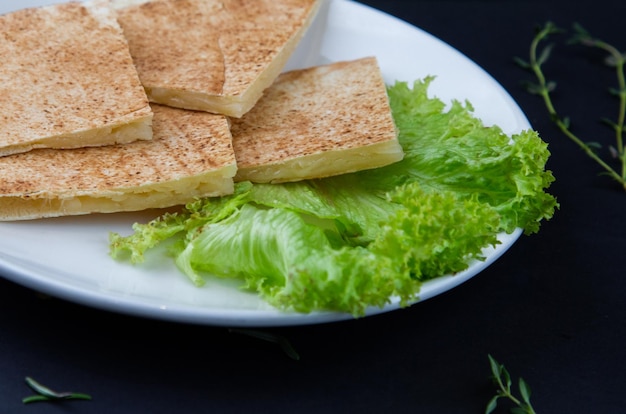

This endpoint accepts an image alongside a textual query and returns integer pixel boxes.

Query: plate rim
[0,0,530,327]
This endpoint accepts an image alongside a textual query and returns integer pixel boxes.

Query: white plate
[0,0,526,327]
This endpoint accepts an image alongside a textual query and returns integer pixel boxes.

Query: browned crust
[0,1,152,156]
[216,0,320,96]
[230,57,402,181]
[0,104,236,219]
[113,0,226,95]
[113,0,321,116]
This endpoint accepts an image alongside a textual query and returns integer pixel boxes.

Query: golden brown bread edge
[231,57,404,183]
[0,57,402,220]
[111,0,322,118]
[0,104,236,221]
[0,0,153,157]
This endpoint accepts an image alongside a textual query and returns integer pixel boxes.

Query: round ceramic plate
[0,0,526,327]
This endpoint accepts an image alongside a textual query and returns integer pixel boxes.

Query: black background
[2,0,626,413]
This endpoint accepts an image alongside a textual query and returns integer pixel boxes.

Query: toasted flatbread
[230,57,404,183]
[111,0,322,117]
[0,0,153,157]
[0,104,236,221]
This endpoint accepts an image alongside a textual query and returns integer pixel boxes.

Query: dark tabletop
[2,0,625,413]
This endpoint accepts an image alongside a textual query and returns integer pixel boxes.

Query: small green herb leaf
[514,56,531,69]
[486,356,537,414]
[228,328,300,360]
[502,367,512,390]
[485,395,500,414]
[22,396,53,404]
[537,43,555,66]
[519,377,532,404]
[22,377,92,404]
[488,354,501,377]
[601,117,618,130]
[604,54,620,67]
[587,143,601,155]
[523,81,545,95]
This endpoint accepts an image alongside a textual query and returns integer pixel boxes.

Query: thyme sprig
[515,21,626,190]
[22,377,92,404]
[486,355,537,414]
[228,328,301,360]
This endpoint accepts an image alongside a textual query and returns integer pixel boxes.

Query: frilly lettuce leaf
[110,77,558,316]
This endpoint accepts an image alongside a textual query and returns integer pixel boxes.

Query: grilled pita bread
[0,0,153,157]
[0,104,236,221]
[111,0,322,117]
[231,57,404,183]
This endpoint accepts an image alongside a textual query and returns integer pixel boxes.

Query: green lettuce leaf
[172,203,416,315]
[109,77,558,316]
